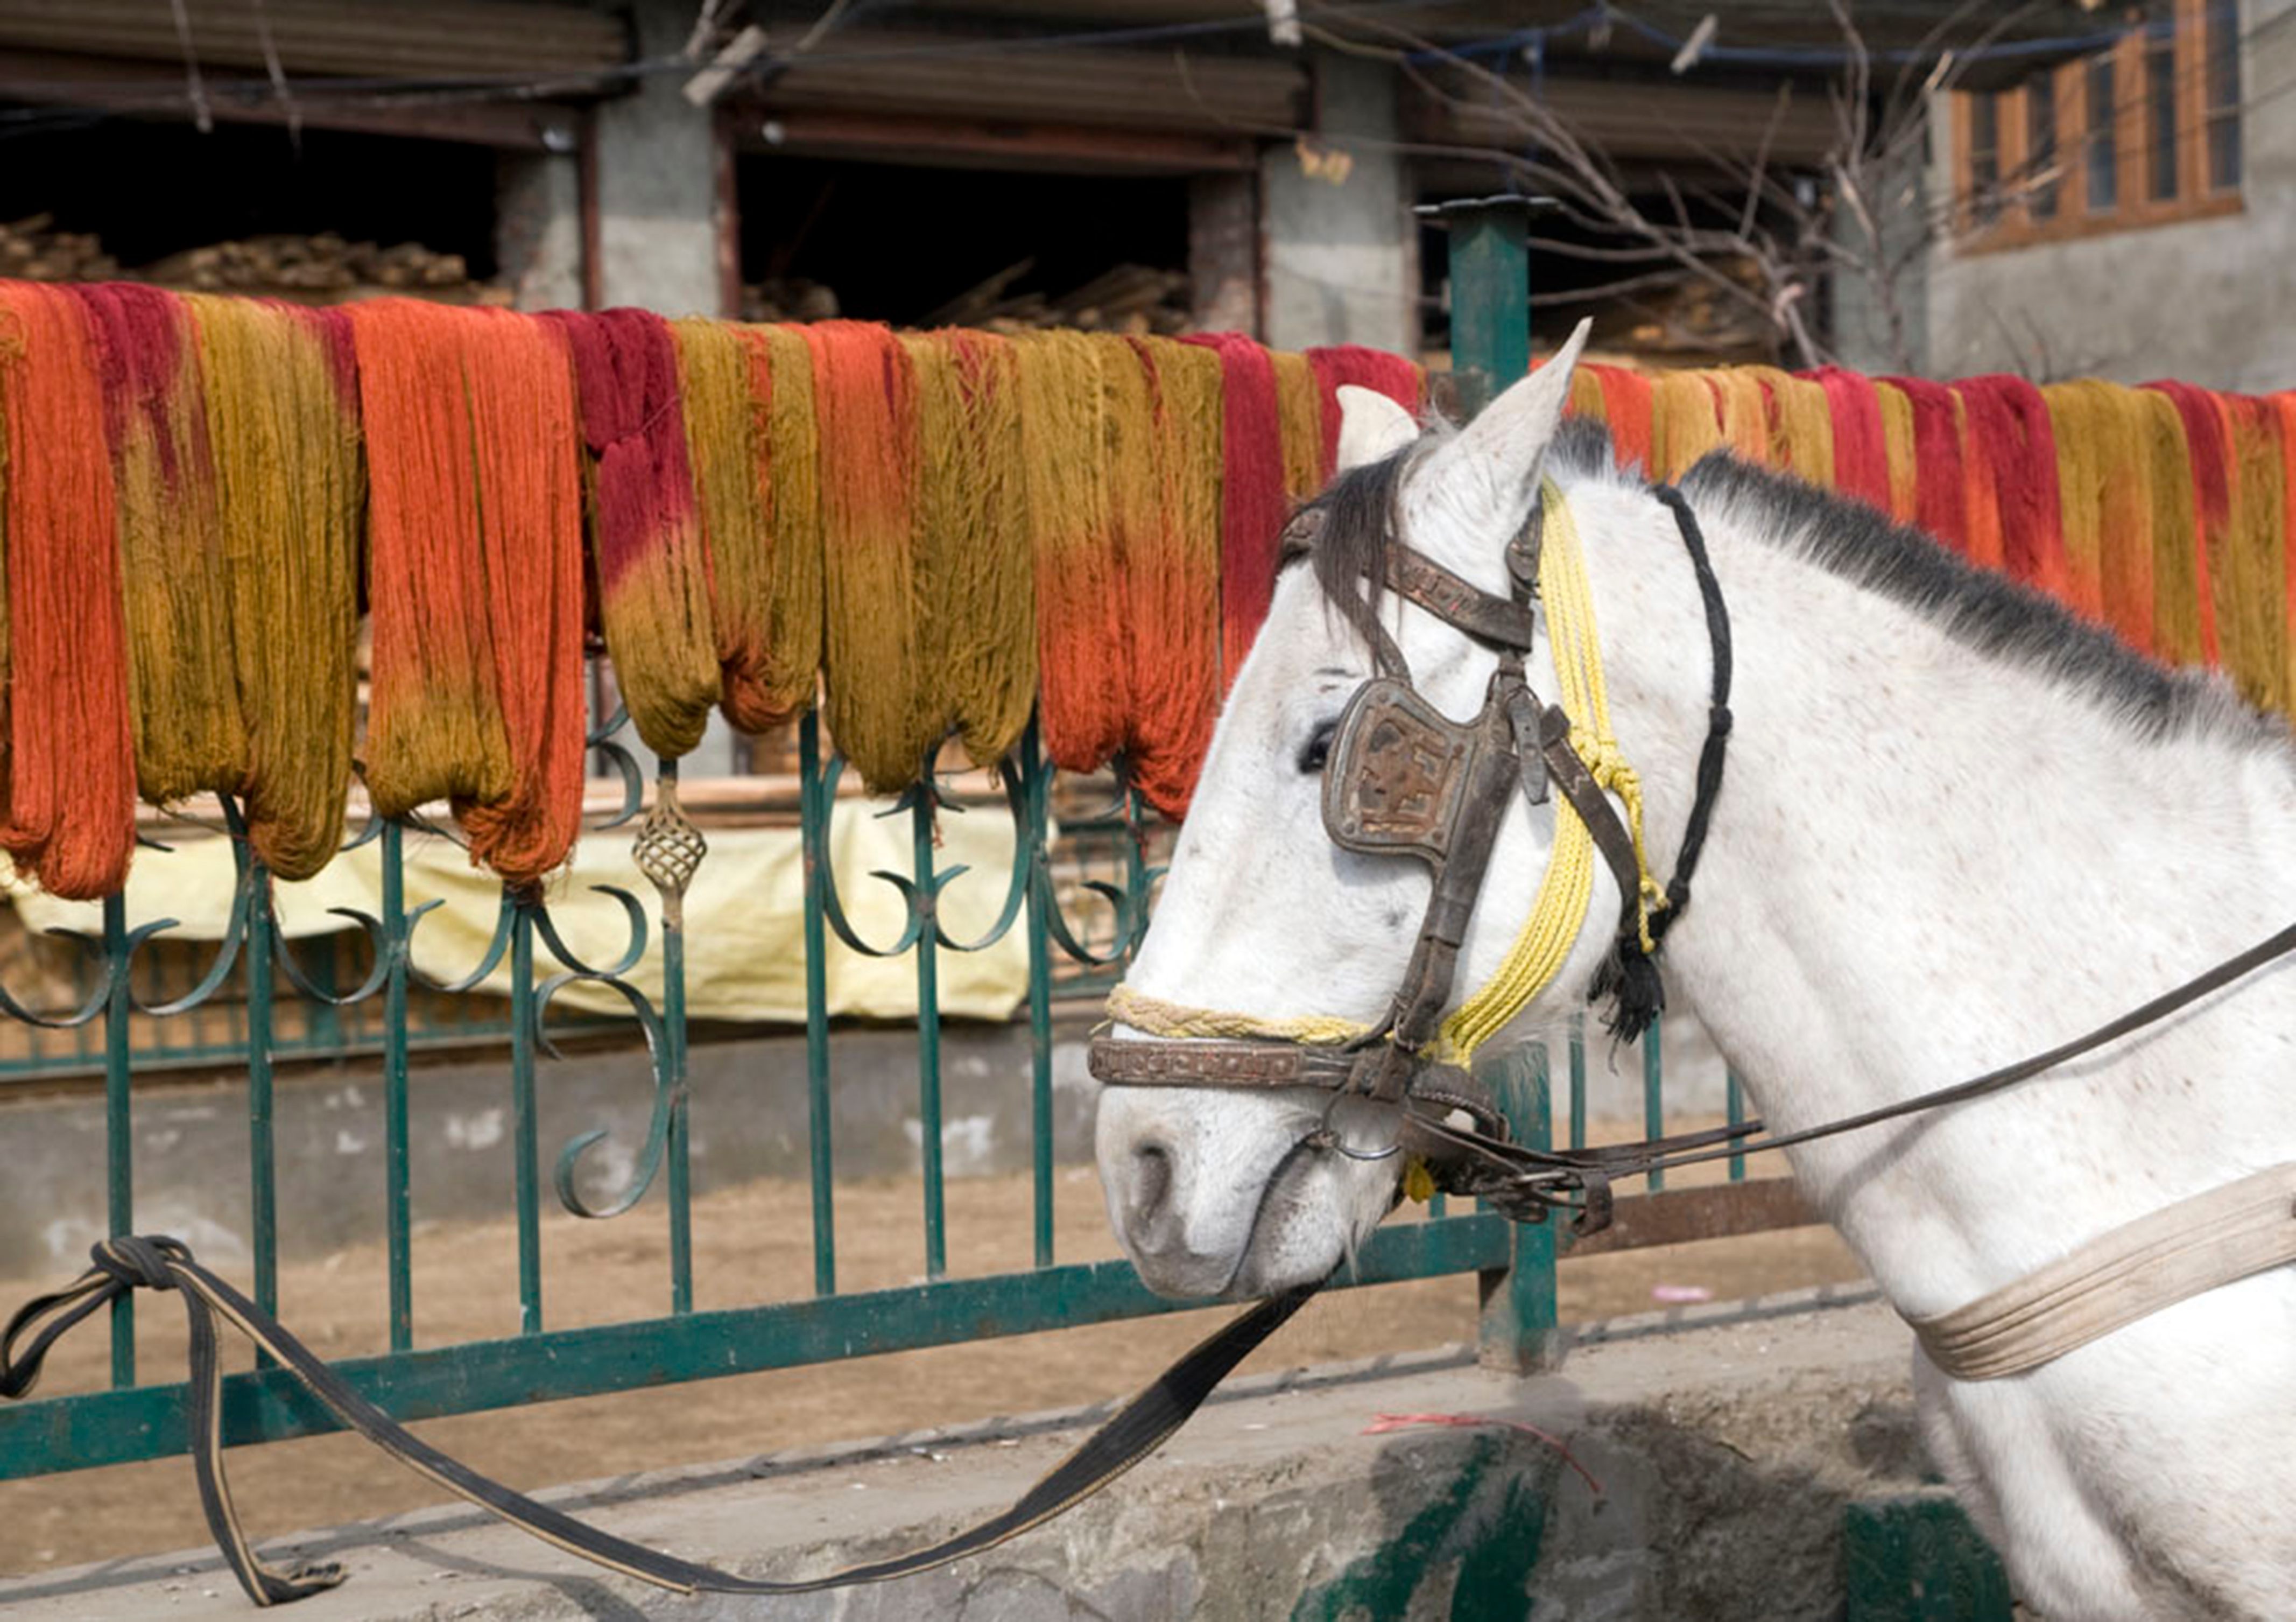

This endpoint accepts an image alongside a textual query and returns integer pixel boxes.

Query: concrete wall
[1262,51,1417,354]
[1915,0,2296,387]
[494,150,583,312]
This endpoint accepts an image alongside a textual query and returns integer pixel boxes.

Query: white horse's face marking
[1097,327,1598,1300]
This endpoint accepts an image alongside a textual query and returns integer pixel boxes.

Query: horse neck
[1574,476,2296,1316]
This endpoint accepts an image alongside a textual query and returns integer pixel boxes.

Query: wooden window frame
[1953,0,2241,254]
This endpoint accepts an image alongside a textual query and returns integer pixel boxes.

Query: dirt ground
[0,1131,1862,1576]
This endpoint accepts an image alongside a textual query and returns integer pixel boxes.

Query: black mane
[1675,439,2277,749]
[1292,412,2274,753]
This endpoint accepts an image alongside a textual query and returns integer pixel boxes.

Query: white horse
[1094,323,2296,1619]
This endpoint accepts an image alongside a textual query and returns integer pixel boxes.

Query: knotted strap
[3,1237,1314,1608]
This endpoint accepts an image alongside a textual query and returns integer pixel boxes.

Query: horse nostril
[1131,1143,1173,1225]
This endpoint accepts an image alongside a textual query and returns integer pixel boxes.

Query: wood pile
[930,259,1192,336]
[739,276,840,323]
[1611,256,1776,363]
[741,261,1194,334]
[139,233,507,303]
[0,217,507,305]
[0,214,119,282]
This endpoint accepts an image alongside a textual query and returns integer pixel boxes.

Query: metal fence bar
[510,902,542,1333]
[1568,1013,1588,1150]
[798,713,837,1297]
[664,893,694,1318]
[102,893,134,1390]
[1643,1016,1666,1192]
[383,821,415,1352]
[1477,1042,1559,1372]
[246,862,280,1338]
[1726,1069,1747,1182]
[911,781,948,1282]
[1022,725,1057,1268]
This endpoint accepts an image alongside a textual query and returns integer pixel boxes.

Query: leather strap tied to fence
[0,1235,1314,1609]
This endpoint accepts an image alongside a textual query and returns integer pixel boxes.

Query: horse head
[1093,319,1661,1300]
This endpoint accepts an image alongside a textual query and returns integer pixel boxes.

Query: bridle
[1090,457,1741,1234]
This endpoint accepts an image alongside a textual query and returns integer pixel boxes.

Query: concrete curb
[0,1287,1933,1621]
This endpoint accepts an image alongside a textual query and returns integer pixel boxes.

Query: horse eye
[1298,720,1339,775]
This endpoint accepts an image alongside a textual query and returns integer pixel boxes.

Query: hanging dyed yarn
[1871,380,1920,524]
[0,282,137,898]
[2146,380,2231,671]
[1185,332,1288,686]
[2132,388,2209,666]
[2277,393,2296,700]
[1305,345,1420,480]
[672,317,779,732]
[757,324,825,725]
[805,320,928,790]
[2214,392,2287,712]
[351,300,587,883]
[1886,375,1969,554]
[1808,367,1888,512]
[1650,370,1723,481]
[1587,363,1654,472]
[73,284,245,810]
[1017,330,1125,773]
[1705,368,1773,461]
[457,311,587,883]
[1762,369,1835,489]
[1269,349,1327,502]
[1123,336,1224,816]
[2080,383,2155,655]
[907,327,1035,766]
[2041,380,2127,628]
[185,295,363,879]
[1957,376,2065,595]
[547,307,721,762]
[1098,338,1187,803]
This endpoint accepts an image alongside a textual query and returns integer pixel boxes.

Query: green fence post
[1477,1042,1561,1372]
[1421,194,1544,416]
[1429,194,1565,1373]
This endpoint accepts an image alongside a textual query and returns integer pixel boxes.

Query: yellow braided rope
[1435,476,1664,1061]
[1108,477,1665,1065]
[1105,983,1370,1045]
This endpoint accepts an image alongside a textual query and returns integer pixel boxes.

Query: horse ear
[1334,385,1418,471]
[1422,318,1592,532]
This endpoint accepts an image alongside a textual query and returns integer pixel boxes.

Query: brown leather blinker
[1320,678,1486,868]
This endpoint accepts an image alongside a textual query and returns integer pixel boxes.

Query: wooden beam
[0,47,587,149]
[1563,1178,1818,1258]
[738,109,1255,175]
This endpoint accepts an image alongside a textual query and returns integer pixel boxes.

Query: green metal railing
[0,698,1539,1479]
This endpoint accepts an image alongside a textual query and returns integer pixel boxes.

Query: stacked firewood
[739,276,840,323]
[138,233,481,294]
[0,214,119,282]
[1613,256,1776,363]
[0,217,508,305]
[931,260,1192,336]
